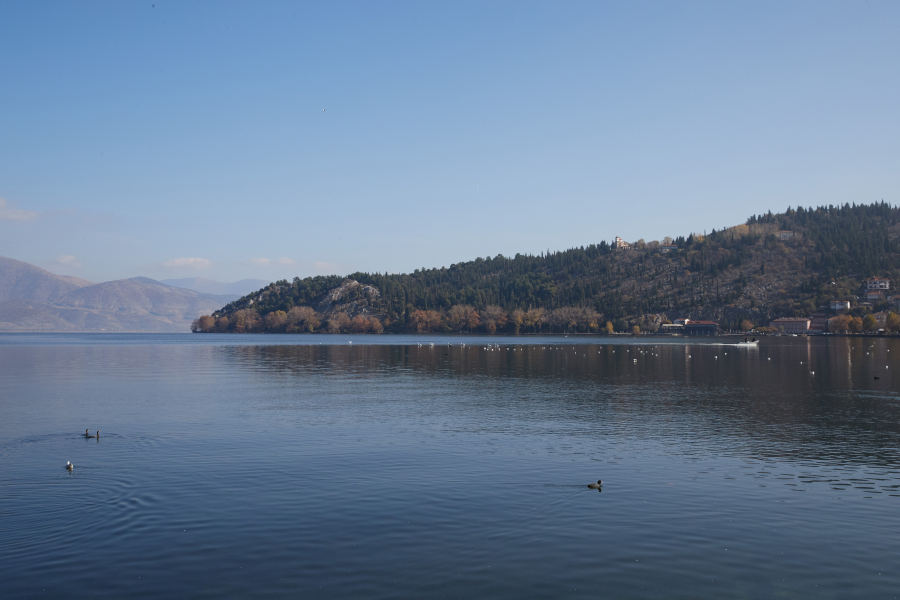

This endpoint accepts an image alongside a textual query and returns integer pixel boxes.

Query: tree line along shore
[192,304,900,335]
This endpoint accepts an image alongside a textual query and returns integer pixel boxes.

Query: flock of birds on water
[63,342,892,481]
[392,341,892,382]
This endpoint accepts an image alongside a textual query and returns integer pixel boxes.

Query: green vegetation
[194,202,900,334]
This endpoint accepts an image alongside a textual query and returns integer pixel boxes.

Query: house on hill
[776,230,794,240]
[872,312,889,328]
[866,278,890,290]
[615,236,631,250]
[830,300,850,311]
[659,244,678,252]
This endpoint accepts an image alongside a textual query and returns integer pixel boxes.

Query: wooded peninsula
[193,202,900,335]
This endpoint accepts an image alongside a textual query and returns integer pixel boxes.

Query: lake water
[1,334,899,599]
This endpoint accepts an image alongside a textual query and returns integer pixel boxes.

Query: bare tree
[509,309,525,334]
[449,304,481,332]
[232,308,261,333]
[524,308,545,333]
[481,305,508,334]
[287,306,321,332]
[448,305,472,332]
[192,315,216,332]
[579,308,601,332]
[326,312,351,333]
[265,310,288,332]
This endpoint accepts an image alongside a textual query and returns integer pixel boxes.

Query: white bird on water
[66,461,73,471]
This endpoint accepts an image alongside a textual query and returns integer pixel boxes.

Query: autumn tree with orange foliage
[350,315,371,333]
[369,317,384,333]
[409,309,441,332]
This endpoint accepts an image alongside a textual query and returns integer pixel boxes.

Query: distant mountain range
[0,256,240,332]
[160,277,268,297]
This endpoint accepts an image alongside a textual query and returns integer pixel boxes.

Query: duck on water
[84,429,99,438]
[588,480,602,489]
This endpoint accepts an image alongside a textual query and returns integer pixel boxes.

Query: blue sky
[1,1,898,283]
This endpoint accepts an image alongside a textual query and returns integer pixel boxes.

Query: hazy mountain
[56,277,236,315]
[0,299,196,333]
[0,258,240,332]
[0,255,94,303]
[160,277,268,297]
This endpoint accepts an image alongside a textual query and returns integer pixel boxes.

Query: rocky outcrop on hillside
[215,277,383,320]
[316,279,381,317]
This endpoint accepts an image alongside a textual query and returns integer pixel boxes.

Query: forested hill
[204,202,900,333]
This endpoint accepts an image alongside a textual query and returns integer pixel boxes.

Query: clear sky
[1,1,898,284]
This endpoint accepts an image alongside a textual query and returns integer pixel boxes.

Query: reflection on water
[1,334,899,599]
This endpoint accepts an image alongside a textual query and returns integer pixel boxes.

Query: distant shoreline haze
[194,202,900,336]
[160,277,269,297]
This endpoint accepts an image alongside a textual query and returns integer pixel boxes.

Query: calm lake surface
[2,334,899,599]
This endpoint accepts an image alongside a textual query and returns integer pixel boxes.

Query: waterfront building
[683,320,717,335]
[769,317,810,334]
